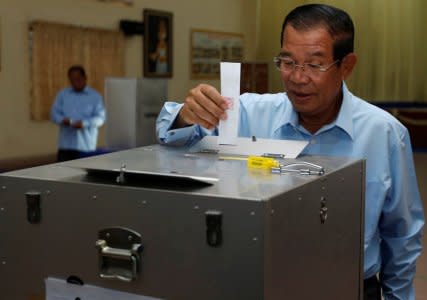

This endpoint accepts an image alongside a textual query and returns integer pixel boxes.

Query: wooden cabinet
[241,62,269,94]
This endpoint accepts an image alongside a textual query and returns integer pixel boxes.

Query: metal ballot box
[0,145,365,300]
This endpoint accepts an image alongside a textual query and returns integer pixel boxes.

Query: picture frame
[143,9,173,78]
[0,17,2,72]
[190,29,244,79]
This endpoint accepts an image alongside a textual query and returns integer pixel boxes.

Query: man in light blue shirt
[156,4,424,300]
[51,65,106,162]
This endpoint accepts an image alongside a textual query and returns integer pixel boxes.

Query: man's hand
[175,84,229,130]
[62,118,71,126]
[71,120,84,129]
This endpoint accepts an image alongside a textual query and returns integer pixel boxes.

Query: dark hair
[67,65,86,77]
[281,4,354,61]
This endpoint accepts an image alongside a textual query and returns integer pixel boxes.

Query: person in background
[51,65,106,162]
[156,4,424,300]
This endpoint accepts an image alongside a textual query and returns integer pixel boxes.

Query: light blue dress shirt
[51,86,106,152]
[156,83,424,300]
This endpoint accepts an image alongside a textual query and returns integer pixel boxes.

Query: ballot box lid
[3,145,363,201]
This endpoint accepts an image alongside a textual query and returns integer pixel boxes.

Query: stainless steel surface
[0,145,365,299]
[59,145,358,200]
[264,160,365,299]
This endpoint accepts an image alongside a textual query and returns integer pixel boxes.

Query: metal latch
[26,191,42,224]
[206,210,223,247]
[320,197,328,224]
[95,227,143,282]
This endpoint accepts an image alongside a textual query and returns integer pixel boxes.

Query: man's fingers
[193,90,227,120]
[199,84,228,110]
[179,84,230,130]
[189,98,220,127]
[182,105,215,130]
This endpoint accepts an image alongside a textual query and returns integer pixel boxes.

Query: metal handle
[95,227,143,282]
[96,239,141,282]
[96,240,140,259]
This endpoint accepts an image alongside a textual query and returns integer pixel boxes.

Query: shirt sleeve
[156,101,216,147]
[379,129,425,300]
[50,91,66,125]
[82,95,106,128]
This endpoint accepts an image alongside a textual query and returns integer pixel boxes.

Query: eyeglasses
[273,56,340,76]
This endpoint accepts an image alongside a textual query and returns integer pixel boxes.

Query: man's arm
[81,95,106,128]
[379,129,424,300]
[156,84,227,146]
[156,102,216,147]
[50,91,67,125]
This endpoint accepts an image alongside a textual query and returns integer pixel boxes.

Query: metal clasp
[320,196,328,224]
[116,164,126,184]
[271,161,325,176]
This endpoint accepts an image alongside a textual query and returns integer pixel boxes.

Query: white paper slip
[191,136,309,159]
[46,277,163,300]
[218,62,241,145]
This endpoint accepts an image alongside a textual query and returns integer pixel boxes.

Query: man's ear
[341,53,357,80]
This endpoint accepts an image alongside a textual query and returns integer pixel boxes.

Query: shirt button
[310,139,316,144]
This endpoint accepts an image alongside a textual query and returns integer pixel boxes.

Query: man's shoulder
[54,87,73,101]
[84,86,102,98]
[58,87,73,95]
[350,93,407,136]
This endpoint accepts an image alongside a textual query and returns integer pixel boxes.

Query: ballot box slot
[81,169,215,191]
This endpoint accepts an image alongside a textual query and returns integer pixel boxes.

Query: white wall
[0,0,258,159]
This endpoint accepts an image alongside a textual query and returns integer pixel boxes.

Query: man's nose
[289,65,310,83]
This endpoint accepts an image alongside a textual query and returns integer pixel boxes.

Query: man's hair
[67,65,86,77]
[281,4,354,61]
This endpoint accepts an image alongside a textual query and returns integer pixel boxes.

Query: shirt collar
[333,82,354,140]
[273,94,298,131]
[71,86,89,94]
[273,82,354,140]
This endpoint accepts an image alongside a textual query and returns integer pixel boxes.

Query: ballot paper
[46,277,162,300]
[218,62,241,145]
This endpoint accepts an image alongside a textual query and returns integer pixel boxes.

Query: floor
[414,152,427,299]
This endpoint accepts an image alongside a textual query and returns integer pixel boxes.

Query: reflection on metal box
[0,145,364,300]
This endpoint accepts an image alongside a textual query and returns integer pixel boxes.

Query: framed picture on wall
[143,9,173,78]
[0,17,2,72]
[190,29,244,79]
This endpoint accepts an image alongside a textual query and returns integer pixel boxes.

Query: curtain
[347,0,425,102]
[83,28,125,97]
[30,21,125,121]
